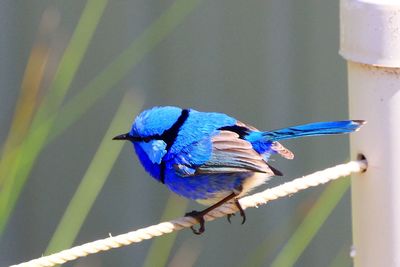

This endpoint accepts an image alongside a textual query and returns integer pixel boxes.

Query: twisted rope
[11,160,367,267]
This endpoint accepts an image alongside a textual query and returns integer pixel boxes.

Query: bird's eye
[142,136,157,143]
[140,134,162,143]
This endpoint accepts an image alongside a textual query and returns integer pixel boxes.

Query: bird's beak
[112,133,130,141]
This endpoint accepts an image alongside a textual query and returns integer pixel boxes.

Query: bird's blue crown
[130,106,183,138]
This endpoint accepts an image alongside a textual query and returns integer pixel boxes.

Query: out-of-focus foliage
[0,1,352,266]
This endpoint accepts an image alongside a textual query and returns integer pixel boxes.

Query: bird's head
[113,106,183,142]
[113,106,184,174]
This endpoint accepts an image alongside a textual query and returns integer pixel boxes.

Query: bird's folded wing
[173,130,280,177]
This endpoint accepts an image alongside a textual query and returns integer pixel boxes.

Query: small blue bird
[113,106,364,234]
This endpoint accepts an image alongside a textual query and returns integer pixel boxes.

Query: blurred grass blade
[142,194,188,267]
[45,0,202,256]
[49,0,203,142]
[30,0,108,127]
[0,26,51,189]
[0,46,49,206]
[168,239,202,267]
[45,92,143,254]
[237,224,287,267]
[0,0,201,235]
[0,0,108,234]
[327,242,352,267]
[270,178,350,267]
[0,45,48,157]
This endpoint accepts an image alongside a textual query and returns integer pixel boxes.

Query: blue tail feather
[257,120,365,141]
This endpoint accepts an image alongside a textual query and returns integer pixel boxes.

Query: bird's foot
[185,210,206,235]
[184,192,242,235]
[226,199,246,224]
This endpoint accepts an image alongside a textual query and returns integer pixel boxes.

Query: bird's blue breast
[161,110,243,199]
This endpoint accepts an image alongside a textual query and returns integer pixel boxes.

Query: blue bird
[113,106,365,234]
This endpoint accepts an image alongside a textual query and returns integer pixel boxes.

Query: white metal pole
[340,0,400,266]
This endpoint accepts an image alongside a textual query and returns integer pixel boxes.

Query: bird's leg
[185,192,237,235]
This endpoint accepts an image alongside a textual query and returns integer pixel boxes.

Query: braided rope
[11,160,367,267]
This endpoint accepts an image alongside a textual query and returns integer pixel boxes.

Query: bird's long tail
[258,120,365,141]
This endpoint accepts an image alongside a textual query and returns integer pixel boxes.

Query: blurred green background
[0,0,353,266]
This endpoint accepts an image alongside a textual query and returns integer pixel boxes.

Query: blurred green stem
[45,92,143,254]
[327,242,352,267]
[270,178,350,267]
[142,195,188,267]
[0,0,202,235]
[46,0,201,256]
[0,0,108,234]
[49,0,202,142]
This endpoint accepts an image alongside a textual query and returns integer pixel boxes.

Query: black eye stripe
[148,109,189,184]
[136,109,190,144]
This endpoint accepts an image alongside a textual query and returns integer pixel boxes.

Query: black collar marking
[218,125,249,139]
[158,109,190,183]
[160,109,190,150]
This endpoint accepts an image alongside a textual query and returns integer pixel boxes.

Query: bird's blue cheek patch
[139,140,167,164]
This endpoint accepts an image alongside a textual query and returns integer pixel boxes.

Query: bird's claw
[184,193,246,235]
[240,211,246,224]
[185,210,206,235]
[234,199,246,225]
[226,199,247,225]
[227,213,235,223]
[226,211,245,224]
